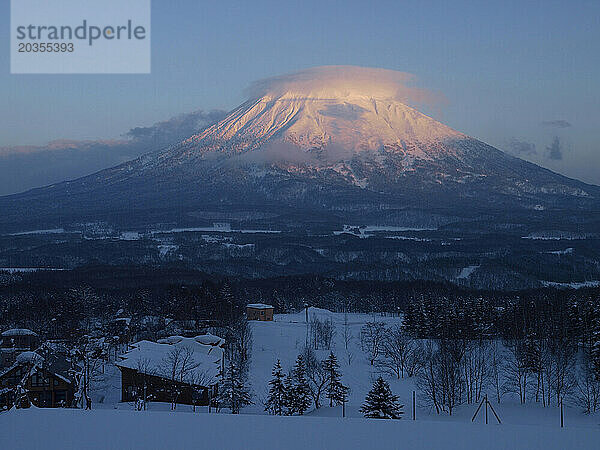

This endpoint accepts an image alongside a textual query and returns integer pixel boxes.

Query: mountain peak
[181,66,464,158]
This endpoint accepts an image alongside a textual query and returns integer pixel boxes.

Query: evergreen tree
[591,310,600,379]
[283,373,295,415]
[265,360,286,415]
[322,352,348,407]
[360,377,403,419]
[218,360,252,414]
[523,331,541,374]
[402,298,423,337]
[290,355,312,415]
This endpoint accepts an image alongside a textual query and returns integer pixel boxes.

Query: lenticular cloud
[245,65,443,106]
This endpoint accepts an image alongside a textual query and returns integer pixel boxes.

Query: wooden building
[0,351,75,409]
[119,366,217,406]
[116,334,224,407]
[246,303,274,321]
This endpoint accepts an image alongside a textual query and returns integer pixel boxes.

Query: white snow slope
[143,66,475,175]
[2,407,598,450]
[183,66,465,156]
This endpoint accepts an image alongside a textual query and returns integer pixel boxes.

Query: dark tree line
[402,292,600,414]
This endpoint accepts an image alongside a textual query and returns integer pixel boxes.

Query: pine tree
[265,360,286,415]
[360,377,403,419]
[290,355,312,415]
[591,311,600,380]
[322,352,348,407]
[402,299,421,337]
[218,360,252,414]
[523,331,541,374]
[283,373,295,415]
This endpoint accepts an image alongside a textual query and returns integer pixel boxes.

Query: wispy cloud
[126,110,226,146]
[0,110,226,195]
[246,65,446,106]
[541,120,572,128]
[0,139,125,157]
[545,136,564,160]
[507,138,536,156]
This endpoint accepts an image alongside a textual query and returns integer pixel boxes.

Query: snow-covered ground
[3,309,600,449]
[247,308,403,419]
[456,265,480,279]
[7,228,67,236]
[540,280,600,289]
[333,225,436,238]
[246,309,600,428]
[151,227,281,235]
[0,267,65,273]
[2,407,598,450]
[522,231,594,240]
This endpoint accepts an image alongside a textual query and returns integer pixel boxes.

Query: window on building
[31,372,50,387]
[55,390,67,403]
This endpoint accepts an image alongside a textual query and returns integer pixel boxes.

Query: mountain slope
[0,66,598,232]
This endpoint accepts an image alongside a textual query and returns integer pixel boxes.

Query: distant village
[0,303,274,412]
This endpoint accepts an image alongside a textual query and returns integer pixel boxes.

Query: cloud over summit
[245,66,444,106]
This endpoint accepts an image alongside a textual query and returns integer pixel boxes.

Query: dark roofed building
[0,350,76,410]
[116,334,224,407]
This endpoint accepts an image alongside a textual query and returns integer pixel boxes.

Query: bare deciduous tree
[160,346,200,410]
[71,336,107,409]
[302,347,328,409]
[309,317,336,350]
[343,310,353,351]
[134,357,155,410]
[378,325,414,379]
[503,340,529,404]
[361,322,386,366]
[573,351,600,414]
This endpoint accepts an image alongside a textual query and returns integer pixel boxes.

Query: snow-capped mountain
[0,66,598,231]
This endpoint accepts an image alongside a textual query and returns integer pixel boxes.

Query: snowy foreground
[3,309,600,449]
[2,407,599,450]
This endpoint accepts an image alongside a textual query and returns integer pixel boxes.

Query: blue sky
[1,0,599,184]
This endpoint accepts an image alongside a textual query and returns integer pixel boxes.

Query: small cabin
[246,304,274,321]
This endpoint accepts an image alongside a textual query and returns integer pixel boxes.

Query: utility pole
[485,394,488,425]
[412,391,416,420]
[304,302,309,348]
[208,387,212,414]
[560,399,564,428]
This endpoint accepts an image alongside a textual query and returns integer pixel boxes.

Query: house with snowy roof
[0,349,76,409]
[116,334,225,407]
[246,303,274,321]
[1,328,39,368]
